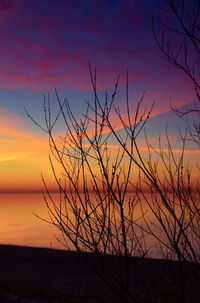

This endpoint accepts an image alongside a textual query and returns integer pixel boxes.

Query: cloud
[0,0,193,111]
[0,153,30,162]
[0,0,20,13]
[0,106,48,162]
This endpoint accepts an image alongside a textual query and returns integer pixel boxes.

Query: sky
[0,0,198,192]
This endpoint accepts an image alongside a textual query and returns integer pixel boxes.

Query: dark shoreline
[0,244,199,302]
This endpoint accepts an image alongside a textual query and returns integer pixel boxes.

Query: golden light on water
[0,193,63,249]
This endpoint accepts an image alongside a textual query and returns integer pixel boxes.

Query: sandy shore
[0,244,199,303]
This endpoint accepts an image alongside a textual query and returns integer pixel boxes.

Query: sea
[0,192,174,258]
[0,193,62,249]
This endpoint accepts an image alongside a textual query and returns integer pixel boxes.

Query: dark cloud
[0,0,195,113]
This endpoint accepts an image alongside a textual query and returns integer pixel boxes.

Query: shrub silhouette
[27,1,200,302]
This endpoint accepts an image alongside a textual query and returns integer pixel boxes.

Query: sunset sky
[0,0,198,192]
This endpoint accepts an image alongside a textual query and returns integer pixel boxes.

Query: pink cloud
[0,0,195,119]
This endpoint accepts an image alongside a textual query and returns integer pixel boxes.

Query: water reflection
[0,193,63,249]
[0,192,170,258]
[0,192,150,251]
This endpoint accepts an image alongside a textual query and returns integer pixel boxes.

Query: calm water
[0,192,164,257]
[0,193,63,249]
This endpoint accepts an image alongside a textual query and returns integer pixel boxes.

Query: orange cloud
[80,142,200,155]
[0,107,52,191]
[0,105,198,192]
[0,153,31,163]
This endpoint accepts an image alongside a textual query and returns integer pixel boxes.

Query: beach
[0,244,199,303]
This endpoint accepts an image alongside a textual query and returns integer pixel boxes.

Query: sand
[0,244,199,303]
